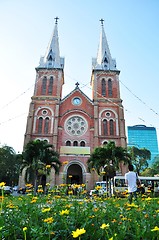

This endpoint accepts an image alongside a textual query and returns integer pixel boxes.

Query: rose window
[65,116,87,136]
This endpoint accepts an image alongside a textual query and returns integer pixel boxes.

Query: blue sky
[0,0,159,153]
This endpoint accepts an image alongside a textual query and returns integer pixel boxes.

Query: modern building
[21,18,127,190]
[127,125,159,166]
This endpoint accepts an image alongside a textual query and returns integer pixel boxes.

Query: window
[101,78,106,96]
[66,140,71,146]
[80,141,85,147]
[41,77,47,95]
[103,119,108,135]
[48,76,53,95]
[108,79,112,97]
[110,119,114,135]
[73,141,78,146]
[38,117,43,134]
[103,141,108,145]
[44,117,49,134]
[65,116,87,136]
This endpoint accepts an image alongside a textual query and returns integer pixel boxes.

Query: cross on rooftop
[100,18,104,26]
[75,82,79,88]
[54,17,59,24]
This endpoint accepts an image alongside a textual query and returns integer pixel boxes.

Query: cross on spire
[75,82,79,88]
[100,18,104,26]
[54,16,59,24]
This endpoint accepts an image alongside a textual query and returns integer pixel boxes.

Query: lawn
[0,183,159,240]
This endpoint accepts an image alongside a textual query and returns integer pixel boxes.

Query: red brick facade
[23,20,127,190]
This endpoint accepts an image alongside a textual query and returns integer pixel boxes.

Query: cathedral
[23,18,127,190]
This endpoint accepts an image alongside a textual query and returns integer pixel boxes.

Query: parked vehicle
[90,181,107,197]
[0,186,12,195]
[13,185,19,191]
[112,176,159,196]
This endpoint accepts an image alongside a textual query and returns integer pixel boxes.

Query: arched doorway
[67,164,82,184]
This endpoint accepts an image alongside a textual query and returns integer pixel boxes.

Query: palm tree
[21,140,61,194]
[87,141,130,193]
[88,142,130,175]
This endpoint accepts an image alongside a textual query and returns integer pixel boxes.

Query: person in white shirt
[125,164,139,203]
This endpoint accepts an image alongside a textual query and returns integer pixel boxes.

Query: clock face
[73,97,81,105]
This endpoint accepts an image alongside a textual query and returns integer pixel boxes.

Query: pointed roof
[92,19,118,71]
[61,82,93,105]
[37,17,64,69]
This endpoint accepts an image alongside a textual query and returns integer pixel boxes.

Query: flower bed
[0,184,159,239]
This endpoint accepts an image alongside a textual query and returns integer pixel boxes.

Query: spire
[38,17,64,69]
[92,19,118,71]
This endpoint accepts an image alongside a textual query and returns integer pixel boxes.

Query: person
[125,164,140,204]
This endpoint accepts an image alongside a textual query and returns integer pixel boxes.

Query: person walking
[125,164,140,204]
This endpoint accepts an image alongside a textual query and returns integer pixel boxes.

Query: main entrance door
[67,164,82,184]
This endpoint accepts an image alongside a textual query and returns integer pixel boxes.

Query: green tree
[150,155,159,176]
[128,146,151,175]
[0,145,21,185]
[21,140,61,194]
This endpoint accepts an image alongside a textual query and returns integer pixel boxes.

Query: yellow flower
[145,197,152,201]
[100,223,110,229]
[43,217,53,224]
[93,208,99,212]
[111,219,117,223]
[42,208,51,213]
[23,227,27,231]
[46,165,51,169]
[6,204,15,208]
[0,182,6,187]
[68,190,73,195]
[63,161,68,165]
[151,226,159,231]
[127,203,138,208]
[95,186,102,190]
[37,189,43,193]
[72,228,86,238]
[59,209,69,215]
[25,183,33,188]
[30,199,37,203]
[121,217,127,221]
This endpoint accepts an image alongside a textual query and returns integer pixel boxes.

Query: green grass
[0,187,159,239]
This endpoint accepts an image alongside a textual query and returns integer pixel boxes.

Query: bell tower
[91,19,126,150]
[24,17,64,150]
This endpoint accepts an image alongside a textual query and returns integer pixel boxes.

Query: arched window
[66,140,71,146]
[103,119,108,135]
[110,119,114,135]
[108,79,112,97]
[101,78,106,96]
[48,76,53,95]
[103,141,108,146]
[38,117,43,134]
[44,117,49,134]
[41,77,47,95]
[73,141,78,146]
[80,141,85,147]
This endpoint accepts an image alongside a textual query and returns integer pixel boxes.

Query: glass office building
[127,125,159,166]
